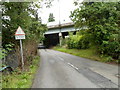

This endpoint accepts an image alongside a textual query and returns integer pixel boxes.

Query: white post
[20,39,24,71]
[60,36,62,46]
[59,32,62,46]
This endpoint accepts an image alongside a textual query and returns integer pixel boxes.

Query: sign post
[15,26,25,71]
[20,39,24,71]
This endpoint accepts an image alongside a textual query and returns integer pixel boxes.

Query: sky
[38,0,83,25]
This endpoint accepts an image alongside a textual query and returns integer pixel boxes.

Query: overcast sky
[38,0,83,25]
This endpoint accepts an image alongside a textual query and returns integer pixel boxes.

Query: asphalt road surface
[32,49,119,88]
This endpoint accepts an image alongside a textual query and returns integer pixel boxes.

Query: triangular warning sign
[15,26,25,35]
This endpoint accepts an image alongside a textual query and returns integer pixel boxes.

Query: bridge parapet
[47,22,74,29]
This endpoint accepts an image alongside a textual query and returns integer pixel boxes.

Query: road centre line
[67,63,79,70]
[57,56,79,70]
[58,57,64,61]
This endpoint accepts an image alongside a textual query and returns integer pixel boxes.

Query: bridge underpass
[44,23,75,48]
[44,22,87,48]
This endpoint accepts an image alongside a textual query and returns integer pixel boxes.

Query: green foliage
[67,31,90,49]
[48,13,55,22]
[2,56,40,88]
[1,2,48,70]
[0,43,14,60]
[2,2,47,47]
[28,18,48,42]
[70,2,120,59]
[2,2,32,46]
[0,49,6,60]
[53,46,118,64]
[67,34,82,49]
[80,35,90,49]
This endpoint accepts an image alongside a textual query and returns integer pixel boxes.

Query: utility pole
[58,0,62,46]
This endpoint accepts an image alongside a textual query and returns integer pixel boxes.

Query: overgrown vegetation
[67,2,120,62]
[53,46,119,64]
[1,1,51,88]
[67,31,90,49]
[2,56,40,88]
[1,2,47,69]
[54,2,120,63]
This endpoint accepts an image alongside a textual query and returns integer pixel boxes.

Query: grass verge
[53,46,118,64]
[2,56,40,88]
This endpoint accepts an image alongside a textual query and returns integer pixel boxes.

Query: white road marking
[58,57,79,70]
[58,57,64,61]
[67,63,79,70]
[67,63,71,65]
[75,67,79,70]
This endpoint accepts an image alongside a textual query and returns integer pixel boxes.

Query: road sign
[15,26,25,71]
[15,26,25,40]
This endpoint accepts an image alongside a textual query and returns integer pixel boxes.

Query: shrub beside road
[53,46,119,64]
[2,56,40,88]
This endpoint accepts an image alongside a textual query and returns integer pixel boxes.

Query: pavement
[32,49,119,88]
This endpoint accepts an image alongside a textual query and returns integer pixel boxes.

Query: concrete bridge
[44,22,86,47]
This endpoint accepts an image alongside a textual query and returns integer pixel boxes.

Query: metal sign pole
[20,39,24,71]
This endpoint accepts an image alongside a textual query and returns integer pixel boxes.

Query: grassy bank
[53,46,118,64]
[2,56,40,88]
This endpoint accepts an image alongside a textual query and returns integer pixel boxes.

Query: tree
[70,2,120,59]
[48,13,55,22]
[2,2,47,46]
[1,2,48,69]
[2,2,31,46]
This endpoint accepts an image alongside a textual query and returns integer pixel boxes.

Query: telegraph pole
[58,0,62,46]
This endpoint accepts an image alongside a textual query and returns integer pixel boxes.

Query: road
[32,49,119,88]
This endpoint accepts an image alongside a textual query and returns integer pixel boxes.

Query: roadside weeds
[2,56,40,88]
[53,46,118,65]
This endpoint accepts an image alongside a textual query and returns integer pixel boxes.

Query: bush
[70,2,120,60]
[2,56,40,88]
[99,40,120,59]
[67,35,81,49]
[80,35,90,49]
[67,32,90,49]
